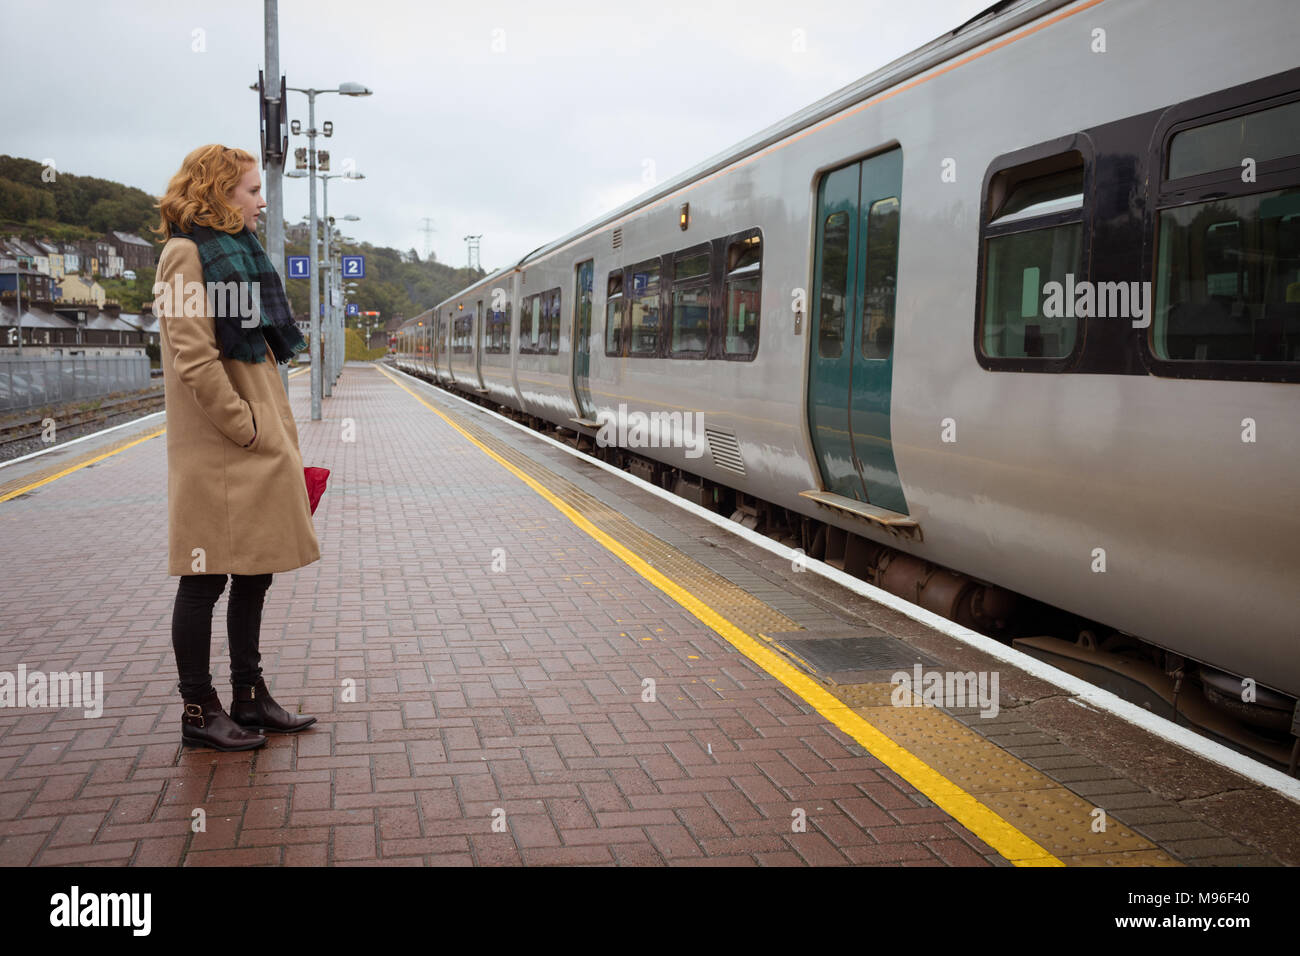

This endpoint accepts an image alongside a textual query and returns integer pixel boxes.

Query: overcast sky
[3,0,992,272]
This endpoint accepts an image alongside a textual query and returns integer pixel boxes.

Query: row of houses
[0,299,159,353]
[1,230,156,283]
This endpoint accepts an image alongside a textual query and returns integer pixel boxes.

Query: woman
[152,144,320,751]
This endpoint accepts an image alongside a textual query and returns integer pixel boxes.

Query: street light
[283,81,372,420]
[289,170,363,393]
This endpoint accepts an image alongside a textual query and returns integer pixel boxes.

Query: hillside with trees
[0,154,486,322]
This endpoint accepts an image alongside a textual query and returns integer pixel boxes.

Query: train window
[453,310,472,353]
[1151,189,1300,363]
[724,234,761,359]
[1150,93,1300,376]
[628,259,662,356]
[1168,100,1300,181]
[819,212,849,359]
[980,152,1084,361]
[862,201,897,359]
[670,247,710,358]
[485,301,508,353]
[546,288,561,354]
[605,271,624,356]
[519,293,541,353]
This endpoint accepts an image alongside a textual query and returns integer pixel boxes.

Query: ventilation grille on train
[611,228,622,250]
[705,428,745,475]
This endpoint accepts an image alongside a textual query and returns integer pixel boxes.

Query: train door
[807,147,908,514]
[572,259,596,421]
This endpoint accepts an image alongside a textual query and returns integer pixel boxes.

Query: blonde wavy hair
[153,144,257,239]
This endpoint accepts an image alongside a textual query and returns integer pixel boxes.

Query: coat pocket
[245,400,267,451]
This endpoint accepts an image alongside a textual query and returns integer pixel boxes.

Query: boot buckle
[184,703,205,728]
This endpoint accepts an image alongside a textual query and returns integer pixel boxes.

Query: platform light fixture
[284,79,374,418]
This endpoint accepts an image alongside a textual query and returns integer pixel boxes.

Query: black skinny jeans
[171,573,272,701]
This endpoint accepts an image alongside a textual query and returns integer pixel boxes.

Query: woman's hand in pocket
[241,402,260,449]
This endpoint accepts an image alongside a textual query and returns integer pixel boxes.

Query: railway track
[0,387,165,452]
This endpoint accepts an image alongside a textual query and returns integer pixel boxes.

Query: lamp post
[289,173,362,393]
[342,273,360,347]
[12,255,20,356]
[284,81,372,420]
[332,214,360,374]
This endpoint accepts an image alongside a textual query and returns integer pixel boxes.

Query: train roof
[434,0,1070,311]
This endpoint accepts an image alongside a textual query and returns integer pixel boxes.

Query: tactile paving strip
[837,683,1178,865]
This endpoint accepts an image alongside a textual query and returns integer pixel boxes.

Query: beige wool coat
[155,236,321,576]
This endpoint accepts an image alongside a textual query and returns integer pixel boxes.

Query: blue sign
[341,255,365,278]
[346,303,359,316]
[287,256,310,278]
[320,304,325,316]
[632,271,647,295]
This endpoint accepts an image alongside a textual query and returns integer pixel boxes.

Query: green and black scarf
[170,223,307,364]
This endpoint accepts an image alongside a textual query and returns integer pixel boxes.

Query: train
[394,0,1300,759]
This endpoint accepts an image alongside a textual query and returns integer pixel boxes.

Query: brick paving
[0,362,1011,867]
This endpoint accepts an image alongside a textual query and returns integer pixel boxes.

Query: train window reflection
[983,223,1081,358]
[629,260,661,356]
[724,235,761,359]
[1152,188,1300,363]
[980,154,1085,363]
[819,212,849,359]
[605,271,623,356]
[671,248,710,358]
[862,199,898,359]
[1168,100,1300,181]
[546,289,561,354]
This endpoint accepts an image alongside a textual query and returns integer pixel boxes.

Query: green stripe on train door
[808,147,908,514]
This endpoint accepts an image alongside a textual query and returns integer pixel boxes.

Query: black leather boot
[229,678,317,734]
[181,688,267,751]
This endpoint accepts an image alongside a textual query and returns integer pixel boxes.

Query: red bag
[304,467,330,515]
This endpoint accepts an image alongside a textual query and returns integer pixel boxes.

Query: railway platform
[1,361,1298,870]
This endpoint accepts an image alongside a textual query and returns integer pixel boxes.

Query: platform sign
[287,256,310,278]
[346,303,359,316]
[632,271,647,295]
[341,255,365,278]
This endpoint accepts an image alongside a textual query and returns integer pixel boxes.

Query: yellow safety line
[0,427,166,503]
[1,367,310,504]
[374,363,1064,867]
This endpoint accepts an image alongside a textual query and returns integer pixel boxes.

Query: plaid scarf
[170,223,306,364]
